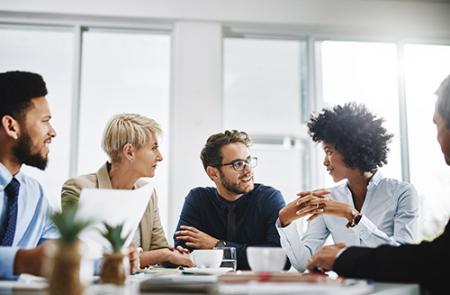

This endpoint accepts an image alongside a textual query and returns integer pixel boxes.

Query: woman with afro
[278,102,419,272]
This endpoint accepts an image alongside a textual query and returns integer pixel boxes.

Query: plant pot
[100,252,126,285]
[48,240,83,295]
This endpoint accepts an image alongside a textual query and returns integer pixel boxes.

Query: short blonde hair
[102,113,162,162]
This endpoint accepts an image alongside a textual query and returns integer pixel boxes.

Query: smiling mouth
[240,175,253,183]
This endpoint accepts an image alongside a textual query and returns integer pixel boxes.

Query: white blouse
[277,171,419,272]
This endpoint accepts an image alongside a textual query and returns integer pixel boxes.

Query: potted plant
[48,206,90,295]
[99,223,130,285]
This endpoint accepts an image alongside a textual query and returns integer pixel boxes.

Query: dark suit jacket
[334,219,450,294]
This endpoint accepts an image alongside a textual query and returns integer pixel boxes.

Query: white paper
[76,183,153,258]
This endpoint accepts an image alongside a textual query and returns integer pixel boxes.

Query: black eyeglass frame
[214,156,258,171]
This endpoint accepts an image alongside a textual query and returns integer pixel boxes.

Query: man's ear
[1,115,20,140]
[206,166,219,181]
[122,143,136,161]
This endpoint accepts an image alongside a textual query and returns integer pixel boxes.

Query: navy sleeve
[173,189,203,249]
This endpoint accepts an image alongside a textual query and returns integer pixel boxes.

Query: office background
[1,0,450,241]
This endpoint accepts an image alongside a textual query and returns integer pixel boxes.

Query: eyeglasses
[216,156,258,171]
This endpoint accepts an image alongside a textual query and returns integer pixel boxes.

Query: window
[0,26,171,227]
[404,44,450,239]
[78,30,171,228]
[224,38,305,201]
[0,26,74,210]
[318,41,401,187]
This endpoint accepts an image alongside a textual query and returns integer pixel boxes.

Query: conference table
[0,270,421,295]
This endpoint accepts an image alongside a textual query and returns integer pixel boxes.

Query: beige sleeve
[61,178,83,211]
[149,189,169,250]
[61,175,97,212]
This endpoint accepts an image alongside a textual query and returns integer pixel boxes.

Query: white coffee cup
[191,249,223,268]
[246,247,286,272]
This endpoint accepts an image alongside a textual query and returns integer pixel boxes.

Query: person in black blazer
[307,73,450,295]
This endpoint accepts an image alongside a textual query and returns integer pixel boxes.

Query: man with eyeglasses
[174,130,289,270]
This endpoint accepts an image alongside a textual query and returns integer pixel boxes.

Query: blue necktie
[0,178,20,246]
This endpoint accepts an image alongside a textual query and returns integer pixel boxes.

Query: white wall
[169,22,223,234]
[1,0,450,39]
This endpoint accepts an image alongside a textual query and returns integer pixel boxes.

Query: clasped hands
[279,189,358,227]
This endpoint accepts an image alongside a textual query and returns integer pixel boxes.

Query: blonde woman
[61,113,192,268]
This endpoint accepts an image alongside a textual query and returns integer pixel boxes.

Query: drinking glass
[214,246,237,271]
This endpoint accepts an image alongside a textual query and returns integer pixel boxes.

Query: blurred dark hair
[436,74,450,128]
[307,102,393,173]
[200,130,252,170]
[0,71,48,122]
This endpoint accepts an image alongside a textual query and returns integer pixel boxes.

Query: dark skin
[13,244,47,276]
[3,97,141,277]
[279,144,372,227]
[1,97,55,277]
[307,106,449,273]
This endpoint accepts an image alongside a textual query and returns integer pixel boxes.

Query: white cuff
[0,247,20,279]
[351,215,377,240]
[335,247,347,259]
[276,218,299,237]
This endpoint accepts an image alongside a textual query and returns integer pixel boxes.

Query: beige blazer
[61,162,169,251]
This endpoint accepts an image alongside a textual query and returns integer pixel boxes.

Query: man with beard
[306,74,450,295]
[0,71,58,279]
[0,71,140,279]
[174,130,289,270]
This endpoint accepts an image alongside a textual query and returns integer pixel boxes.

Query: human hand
[296,193,357,222]
[307,243,347,273]
[175,225,219,249]
[14,242,48,276]
[168,245,190,254]
[166,248,194,267]
[279,189,330,226]
[128,243,139,274]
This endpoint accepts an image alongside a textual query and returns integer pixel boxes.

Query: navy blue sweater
[174,183,289,270]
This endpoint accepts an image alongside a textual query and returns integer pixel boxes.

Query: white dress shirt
[277,171,419,272]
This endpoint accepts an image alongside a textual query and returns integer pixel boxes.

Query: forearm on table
[139,248,171,267]
[13,248,44,277]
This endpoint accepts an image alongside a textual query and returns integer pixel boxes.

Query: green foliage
[50,205,90,244]
[101,223,130,253]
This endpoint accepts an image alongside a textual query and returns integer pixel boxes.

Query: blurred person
[0,71,58,279]
[278,103,419,272]
[174,130,289,270]
[307,76,450,294]
[61,113,192,268]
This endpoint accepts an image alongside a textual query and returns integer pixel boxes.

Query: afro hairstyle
[307,102,393,173]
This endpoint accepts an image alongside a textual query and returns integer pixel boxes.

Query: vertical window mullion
[396,42,411,183]
[69,25,83,177]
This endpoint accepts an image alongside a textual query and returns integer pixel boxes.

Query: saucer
[182,267,234,275]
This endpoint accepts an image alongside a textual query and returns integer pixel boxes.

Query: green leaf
[50,205,90,243]
[100,222,131,253]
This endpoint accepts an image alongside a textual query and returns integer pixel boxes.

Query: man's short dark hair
[307,102,393,173]
[0,71,48,121]
[436,74,450,128]
[200,130,252,170]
